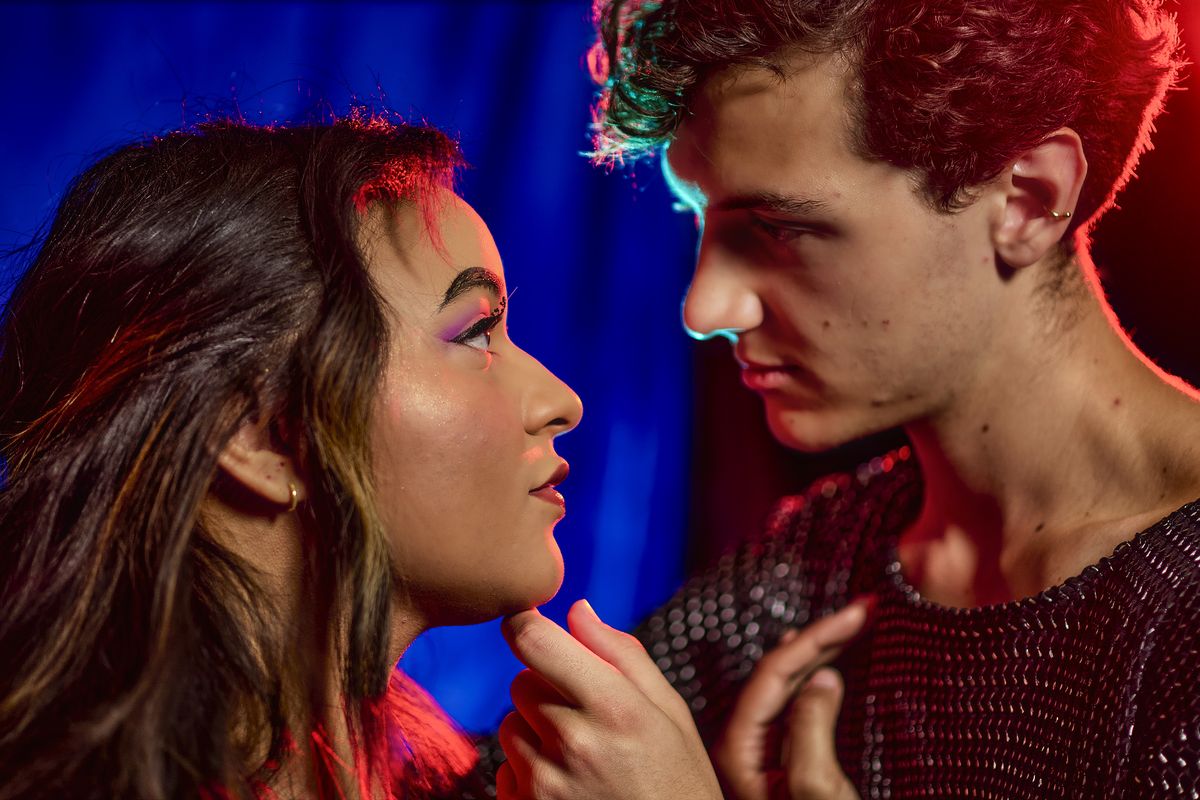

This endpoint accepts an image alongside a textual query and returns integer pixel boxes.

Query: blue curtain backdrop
[0,2,697,733]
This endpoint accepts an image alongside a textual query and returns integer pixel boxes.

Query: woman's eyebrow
[439,267,504,311]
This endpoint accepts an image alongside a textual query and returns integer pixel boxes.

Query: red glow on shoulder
[381,671,479,797]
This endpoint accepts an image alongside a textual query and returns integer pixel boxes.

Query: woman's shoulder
[382,671,481,799]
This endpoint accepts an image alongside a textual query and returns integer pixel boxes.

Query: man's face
[666,50,1008,452]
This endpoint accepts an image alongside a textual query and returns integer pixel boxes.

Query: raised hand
[714,598,872,800]
[497,600,723,800]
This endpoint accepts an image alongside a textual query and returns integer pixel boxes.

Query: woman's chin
[502,549,564,614]
[441,549,564,625]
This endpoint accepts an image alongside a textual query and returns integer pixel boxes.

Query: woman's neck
[269,604,425,799]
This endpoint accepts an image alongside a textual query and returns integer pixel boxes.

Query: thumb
[784,668,851,800]
[566,599,691,723]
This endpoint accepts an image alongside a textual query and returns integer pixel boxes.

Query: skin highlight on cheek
[359,195,580,627]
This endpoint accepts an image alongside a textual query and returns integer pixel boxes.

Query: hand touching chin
[497,600,722,800]
[495,598,868,800]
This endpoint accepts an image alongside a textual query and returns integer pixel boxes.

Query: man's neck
[899,270,1200,607]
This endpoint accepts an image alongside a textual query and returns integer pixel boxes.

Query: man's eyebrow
[710,191,831,215]
[439,267,504,311]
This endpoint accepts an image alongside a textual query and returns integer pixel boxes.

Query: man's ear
[993,128,1088,269]
[217,421,305,511]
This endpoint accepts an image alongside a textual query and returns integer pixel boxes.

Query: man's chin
[765,404,858,454]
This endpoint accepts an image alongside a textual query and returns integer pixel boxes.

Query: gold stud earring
[1047,210,1073,220]
[287,482,299,513]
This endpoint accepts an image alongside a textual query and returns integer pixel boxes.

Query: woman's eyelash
[451,303,505,346]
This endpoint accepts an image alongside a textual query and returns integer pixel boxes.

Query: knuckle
[510,669,539,704]
[756,646,795,676]
[498,712,533,761]
[499,709,522,733]
[663,690,693,722]
[792,689,840,726]
[511,619,553,658]
[495,763,517,800]
[498,712,518,740]
[600,694,650,732]
[556,723,595,765]
[612,628,648,655]
[511,667,534,688]
[778,637,821,665]
[528,756,562,800]
[525,753,566,800]
[788,765,845,800]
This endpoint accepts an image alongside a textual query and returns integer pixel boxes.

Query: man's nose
[681,242,763,342]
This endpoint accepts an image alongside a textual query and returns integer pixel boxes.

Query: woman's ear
[992,128,1088,269]
[217,421,306,512]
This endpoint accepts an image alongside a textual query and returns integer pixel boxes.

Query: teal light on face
[664,148,740,344]
[660,146,704,222]
[681,297,741,344]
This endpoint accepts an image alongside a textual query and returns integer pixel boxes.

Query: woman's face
[361,191,582,628]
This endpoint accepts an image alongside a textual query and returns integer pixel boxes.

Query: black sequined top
[638,447,1200,799]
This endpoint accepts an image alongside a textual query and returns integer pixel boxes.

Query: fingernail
[828,603,865,626]
[841,595,876,621]
[808,668,840,690]
[780,628,800,643]
[579,598,600,621]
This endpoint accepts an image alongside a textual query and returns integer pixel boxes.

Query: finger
[502,608,624,707]
[510,668,573,753]
[566,599,691,723]
[785,668,849,800]
[497,711,542,787]
[496,761,521,800]
[498,711,571,800]
[716,598,872,799]
[735,598,871,731]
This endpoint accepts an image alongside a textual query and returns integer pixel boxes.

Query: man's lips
[740,364,801,391]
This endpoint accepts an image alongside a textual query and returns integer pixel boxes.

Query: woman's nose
[522,353,583,438]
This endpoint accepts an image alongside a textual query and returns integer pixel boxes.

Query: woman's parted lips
[530,460,569,493]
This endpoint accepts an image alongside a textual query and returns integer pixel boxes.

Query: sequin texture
[636,449,1200,798]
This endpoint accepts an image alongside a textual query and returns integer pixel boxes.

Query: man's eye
[750,214,811,242]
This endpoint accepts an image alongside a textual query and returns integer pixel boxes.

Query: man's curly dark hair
[589,0,1186,244]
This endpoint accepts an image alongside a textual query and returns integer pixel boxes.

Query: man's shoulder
[1134,495,1200,611]
[753,445,922,556]
[1123,499,1200,772]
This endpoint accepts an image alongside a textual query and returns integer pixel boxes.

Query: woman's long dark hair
[0,115,462,799]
